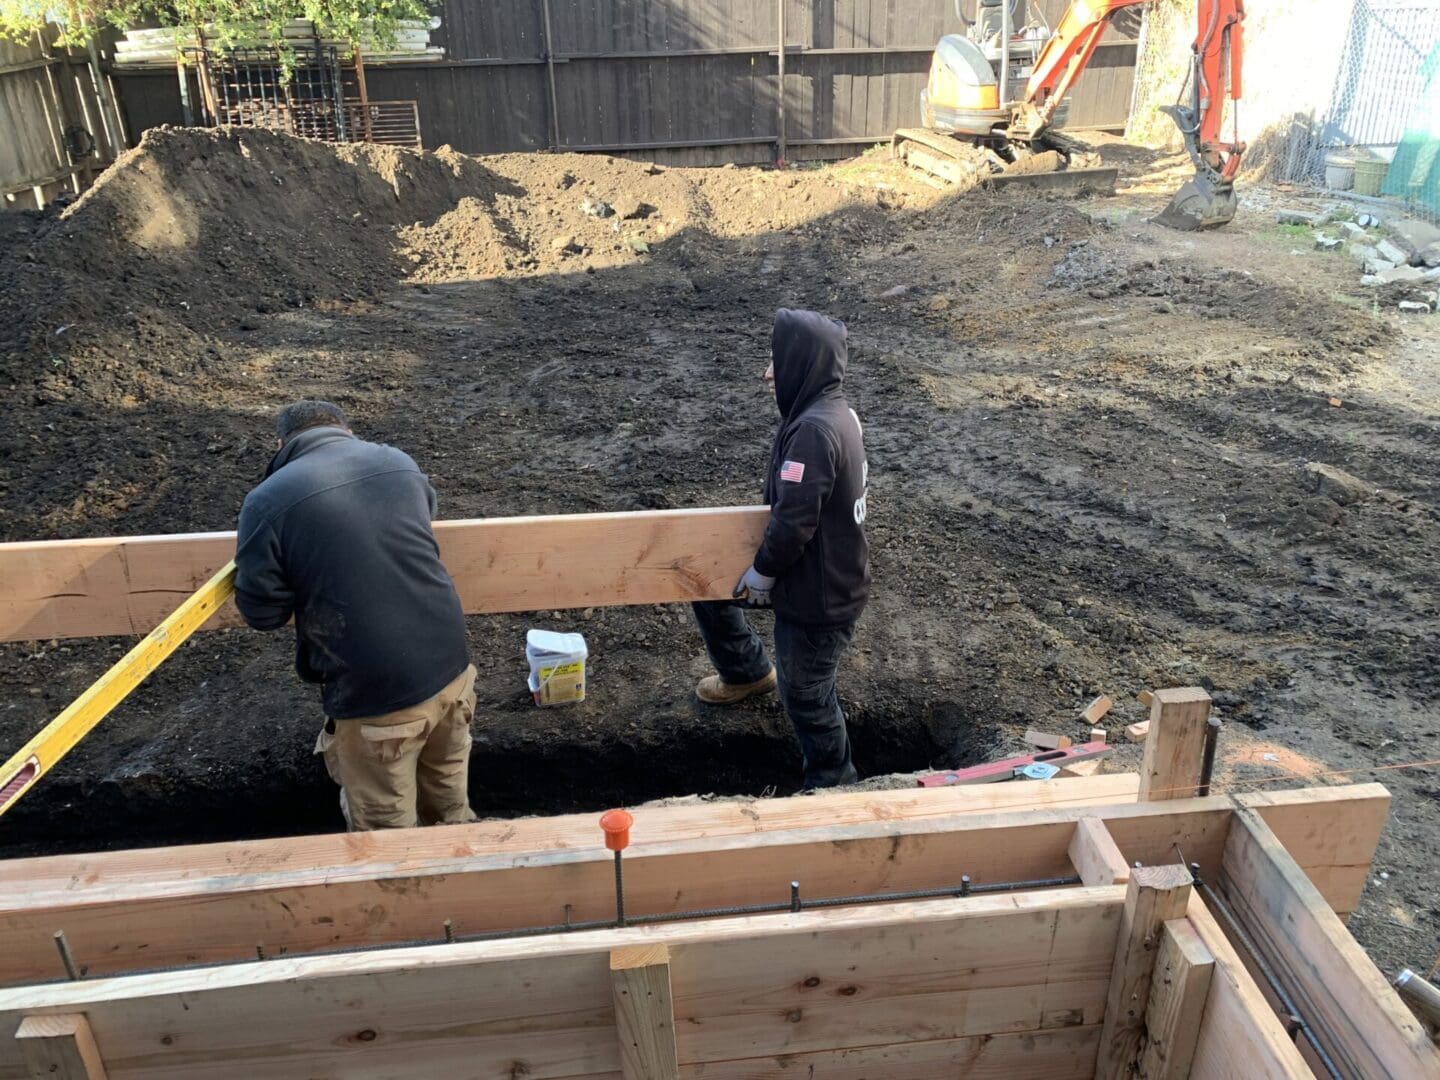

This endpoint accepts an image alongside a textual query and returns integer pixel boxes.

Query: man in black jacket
[235,401,477,830]
[691,309,870,789]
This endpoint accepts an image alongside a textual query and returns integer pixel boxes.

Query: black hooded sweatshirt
[753,309,870,628]
[234,427,470,719]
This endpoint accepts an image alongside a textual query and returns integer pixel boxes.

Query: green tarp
[1382,40,1440,216]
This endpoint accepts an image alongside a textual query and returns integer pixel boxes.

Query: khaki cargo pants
[317,665,479,831]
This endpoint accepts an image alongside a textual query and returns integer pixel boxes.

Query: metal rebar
[31,873,1084,985]
[613,850,626,928]
[255,943,267,962]
[1193,872,1344,1080]
[53,931,80,981]
[1198,716,1222,797]
[443,919,455,944]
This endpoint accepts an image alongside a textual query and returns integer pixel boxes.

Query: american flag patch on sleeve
[779,460,806,483]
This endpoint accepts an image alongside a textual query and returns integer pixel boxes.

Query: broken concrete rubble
[1375,239,1410,266]
[1305,462,1374,505]
[1363,265,1426,285]
[1385,216,1440,267]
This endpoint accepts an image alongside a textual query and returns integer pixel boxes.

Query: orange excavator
[893,0,1245,229]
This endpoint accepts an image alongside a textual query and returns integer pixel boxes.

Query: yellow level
[0,560,237,817]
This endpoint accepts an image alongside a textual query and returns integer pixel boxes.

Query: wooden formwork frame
[0,773,1428,1079]
[0,522,1434,1076]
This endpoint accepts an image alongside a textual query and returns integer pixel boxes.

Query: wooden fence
[113,0,1140,165]
[0,29,126,209]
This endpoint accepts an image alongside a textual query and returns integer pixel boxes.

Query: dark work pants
[691,601,858,789]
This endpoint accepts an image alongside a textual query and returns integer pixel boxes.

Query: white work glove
[733,565,777,608]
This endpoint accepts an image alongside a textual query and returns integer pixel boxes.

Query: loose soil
[1,128,1436,975]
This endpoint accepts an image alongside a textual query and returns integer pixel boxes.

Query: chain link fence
[1294,0,1440,222]
[1129,0,1440,223]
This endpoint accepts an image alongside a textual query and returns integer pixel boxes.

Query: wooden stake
[1138,919,1214,1079]
[1068,817,1130,887]
[611,945,679,1080]
[1139,688,1212,801]
[1082,695,1114,723]
[1095,864,1194,1079]
[15,1013,107,1079]
[1137,690,1155,708]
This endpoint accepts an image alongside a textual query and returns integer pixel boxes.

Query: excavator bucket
[1154,103,1238,230]
[1154,170,1237,231]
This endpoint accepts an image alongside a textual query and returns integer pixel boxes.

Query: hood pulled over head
[771,308,847,418]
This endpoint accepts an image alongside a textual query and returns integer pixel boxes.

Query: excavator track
[892,127,1118,196]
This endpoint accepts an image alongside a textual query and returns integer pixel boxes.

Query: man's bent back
[235,400,476,830]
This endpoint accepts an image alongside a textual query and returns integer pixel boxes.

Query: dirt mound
[5,128,531,335]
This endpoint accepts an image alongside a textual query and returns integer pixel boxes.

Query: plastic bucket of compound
[1353,158,1388,197]
[1324,154,1355,191]
[526,629,588,706]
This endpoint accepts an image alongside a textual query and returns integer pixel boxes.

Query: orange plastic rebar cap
[599,809,633,851]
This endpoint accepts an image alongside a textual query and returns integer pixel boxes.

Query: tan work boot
[695,668,778,705]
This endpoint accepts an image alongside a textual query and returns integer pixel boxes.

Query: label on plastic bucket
[526,629,588,707]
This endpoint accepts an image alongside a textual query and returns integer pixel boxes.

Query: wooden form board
[0,507,771,643]
[0,888,1123,1079]
[1185,895,1311,1080]
[0,776,1138,985]
[1219,808,1440,1079]
[0,783,1387,988]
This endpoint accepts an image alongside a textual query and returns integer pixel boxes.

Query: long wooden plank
[682,1027,1100,1079]
[0,889,1124,1079]
[0,507,771,643]
[0,775,1141,906]
[0,784,1386,988]
[1220,808,1440,1079]
[1185,896,1310,1080]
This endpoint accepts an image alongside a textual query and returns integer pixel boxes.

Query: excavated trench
[3,701,980,854]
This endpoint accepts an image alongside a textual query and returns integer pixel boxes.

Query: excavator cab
[920,1,1063,138]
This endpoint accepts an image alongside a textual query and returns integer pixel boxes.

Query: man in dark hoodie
[691,309,870,789]
[234,400,477,831]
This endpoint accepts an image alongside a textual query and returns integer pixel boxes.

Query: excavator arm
[1015,0,1246,229]
[1020,0,1150,136]
[1154,0,1246,229]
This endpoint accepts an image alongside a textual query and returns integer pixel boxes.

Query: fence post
[540,0,561,149]
[775,0,787,166]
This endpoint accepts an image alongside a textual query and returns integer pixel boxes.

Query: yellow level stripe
[0,560,237,818]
